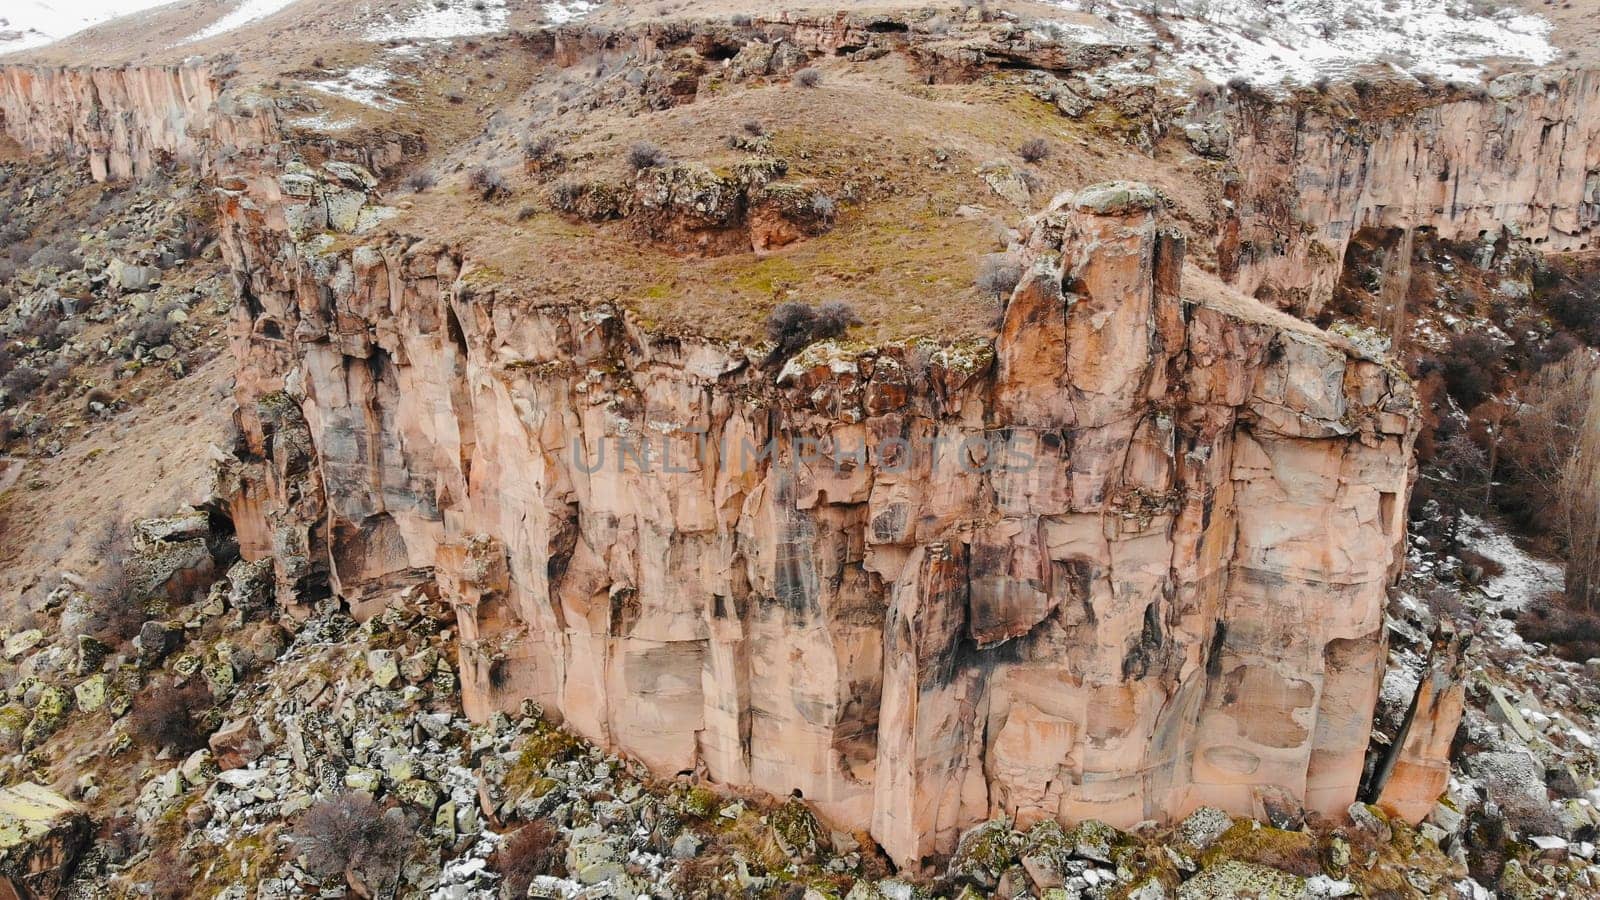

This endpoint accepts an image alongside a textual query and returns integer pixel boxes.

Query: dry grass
[389,54,1218,343]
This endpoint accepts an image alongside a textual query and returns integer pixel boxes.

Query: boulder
[0,783,90,898]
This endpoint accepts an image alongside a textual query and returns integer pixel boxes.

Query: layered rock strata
[1211,71,1600,316]
[216,166,1417,866]
[0,64,263,181]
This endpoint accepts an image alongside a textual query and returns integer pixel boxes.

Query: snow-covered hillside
[0,0,174,55]
[1041,0,1558,88]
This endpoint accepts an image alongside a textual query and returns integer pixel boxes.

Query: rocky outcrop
[1210,71,1600,316]
[1371,624,1471,823]
[0,783,89,899]
[216,163,1417,866]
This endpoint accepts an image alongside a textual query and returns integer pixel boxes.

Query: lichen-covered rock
[1176,860,1307,899]
[0,783,90,899]
[22,686,70,748]
[0,706,29,751]
[72,675,106,713]
[73,636,108,678]
[1177,807,1234,851]
[948,820,1020,889]
[770,797,826,862]
[2,630,43,662]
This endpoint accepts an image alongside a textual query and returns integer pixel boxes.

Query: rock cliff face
[0,38,1496,870]
[1212,71,1600,316]
[0,64,266,181]
[213,156,1417,865]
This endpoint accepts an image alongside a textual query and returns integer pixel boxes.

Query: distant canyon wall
[0,64,244,180]
[1215,69,1600,317]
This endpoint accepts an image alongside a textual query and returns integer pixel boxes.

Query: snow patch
[183,0,298,43]
[0,0,174,55]
[366,0,509,42]
[1459,513,1565,610]
[305,66,403,109]
[1038,0,1557,89]
[544,0,598,25]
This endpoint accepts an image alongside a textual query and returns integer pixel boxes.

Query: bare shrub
[291,793,416,890]
[515,205,539,222]
[1432,333,1498,410]
[2,365,44,397]
[493,821,567,898]
[626,141,669,172]
[468,166,512,202]
[550,180,583,212]
[404,170,437,193]
[130,308,177,350]
[763,300,861,368]
[794,67,822,88]
[976,253,1023,299]
[1017,138,1051,163]
[522,134,556,161]
[1518,595,1600,661]
[740,119,765,136]
[127,682,213,754]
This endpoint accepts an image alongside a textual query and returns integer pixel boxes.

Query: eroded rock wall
[1216,70,1600,316]
[0,64,278,181]
[214,160,1417,865]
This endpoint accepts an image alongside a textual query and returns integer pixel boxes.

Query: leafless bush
[130,308,177,350]
[1518,595,1600,661]
[794,67,823,88]
[404,170,437,193]
[741,119,765,136]
[976,253,1023,299]
[626,141,669,171]
[523,134,556,161]
[469,166,512,202]
[763,300,861,368]
[493,821,567,898]
[515,205,539,222]
[127,683,213,754]
[291,793,416,890]
[1017,138,1051,163]
[550,180,583,212]
[2,365,43,398]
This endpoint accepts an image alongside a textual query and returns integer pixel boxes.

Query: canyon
[1,3,1598,891]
